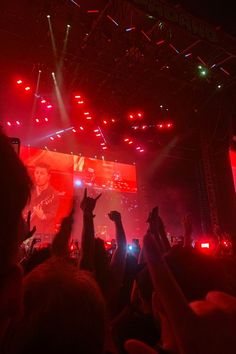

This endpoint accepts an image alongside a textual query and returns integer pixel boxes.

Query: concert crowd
[0,129,236,354]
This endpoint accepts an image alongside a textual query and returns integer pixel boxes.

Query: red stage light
[101,142,105,146]
[35,118,40,123]
[84,112,90,115]
[75,95,81,99]
[111,119,116,123]
[128,141,133,144]
[57,134,61,138]
[221,240,231,248]
[129,114,134,120]
[72,129,77,133]
[87,9,99,13]
[50,136,54,141]
[17,80,23,84]
[103,120,107,125]
[156,39,165,45]
[200,242,210,249]
[142,125,147,129]
[96,133,101,137]
[102,146,107,150]
[80,126,84,130]
[86,116,92,120]
[47,105,52,109]
[44,117,48,122]
[137,112,142,118]
[94,129,99,133]
[124,138,129,142]
[78,100,84,104]
[167,123,172,128]
[7,122,11,126]
[136,147,141,150]
[41,99,46,104]
[16,121,20,125]
[140,149,144,152]
[25,86,31,91]
[159,124,163,128]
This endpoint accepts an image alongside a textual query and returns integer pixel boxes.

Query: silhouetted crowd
[0,129,236,354]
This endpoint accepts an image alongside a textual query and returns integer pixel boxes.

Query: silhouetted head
[8,258,107,354]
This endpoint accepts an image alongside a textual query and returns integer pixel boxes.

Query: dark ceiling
[1,0,236,160]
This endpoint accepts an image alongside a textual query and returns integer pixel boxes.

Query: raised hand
[108,210,121,223]
[19,211,36,243]
[147,207,170,252]
[143,233,236,354]
[80,188,101,215]
[25,211,37,239]
[52,199,75,256]
[147,207,163,233]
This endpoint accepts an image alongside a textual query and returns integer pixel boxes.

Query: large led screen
[20,147,138,242]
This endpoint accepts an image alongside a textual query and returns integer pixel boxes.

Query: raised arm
[147,206,170,253]
[108,211,127,267]
[51,200,75,257]
[107,211,127,310]
[79,188,101,271]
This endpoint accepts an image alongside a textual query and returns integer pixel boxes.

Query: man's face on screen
[34,167,50,187]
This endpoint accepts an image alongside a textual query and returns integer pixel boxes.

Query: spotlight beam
[47,15,58,59]
[98,126,107,144]
[52,72,68,122]
[57,24,71,77]
[31,69,42,118]
[69,0,80,7]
